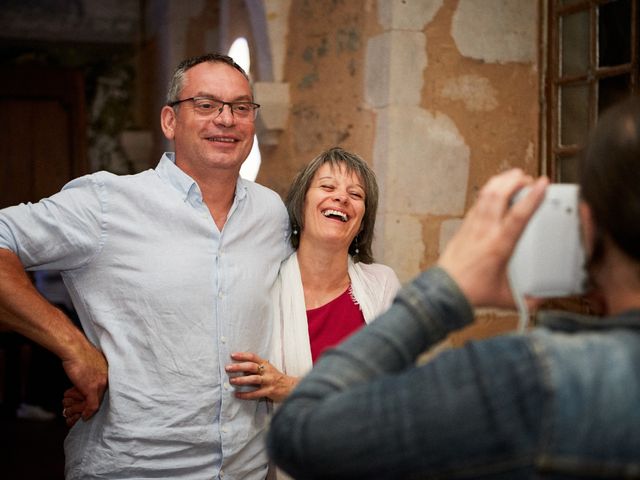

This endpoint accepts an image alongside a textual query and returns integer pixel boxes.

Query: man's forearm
[0,248,87,359]
[0,247,108,418]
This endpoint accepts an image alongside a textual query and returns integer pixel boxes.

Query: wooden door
[0,67,87,207]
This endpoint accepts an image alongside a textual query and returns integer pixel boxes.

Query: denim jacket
[267,267,640,479]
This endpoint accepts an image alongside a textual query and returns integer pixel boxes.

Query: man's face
[163,62,256,176]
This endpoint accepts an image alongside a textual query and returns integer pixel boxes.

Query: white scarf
[270,252,400,376]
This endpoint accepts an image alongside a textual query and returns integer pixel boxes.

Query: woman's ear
[579,200,596,257]
[160,106,177,140]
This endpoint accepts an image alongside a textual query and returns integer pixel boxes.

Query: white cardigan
[270,252,401,377]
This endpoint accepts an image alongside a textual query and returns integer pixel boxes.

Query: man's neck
[177,159,239,231]
[203,184,236,231]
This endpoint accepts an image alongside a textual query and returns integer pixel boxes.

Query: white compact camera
[508,184,587,298]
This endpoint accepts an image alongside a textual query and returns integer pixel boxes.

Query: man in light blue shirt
[0,53,289,479]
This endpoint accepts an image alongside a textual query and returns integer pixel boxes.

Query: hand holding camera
[438,169,549,309]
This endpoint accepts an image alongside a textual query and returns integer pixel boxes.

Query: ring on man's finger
[257,363,265,375]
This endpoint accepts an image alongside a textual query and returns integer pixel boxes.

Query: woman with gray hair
[226,147,400,402]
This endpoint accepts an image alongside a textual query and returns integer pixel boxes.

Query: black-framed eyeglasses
[168,96,260,120]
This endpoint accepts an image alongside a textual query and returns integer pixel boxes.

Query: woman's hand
[62,386,87,428]
[226,352,298,403]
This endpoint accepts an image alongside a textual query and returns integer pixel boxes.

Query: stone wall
[256,0,379,199]
[262,0,541,343]
[266,0,540,277]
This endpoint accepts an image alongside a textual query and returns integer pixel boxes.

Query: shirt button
[221,336,227,344]
[218,292,223,299]
[221,427,228,434]
[224,382,231,390]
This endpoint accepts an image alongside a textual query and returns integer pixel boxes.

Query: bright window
[229,37,262,181]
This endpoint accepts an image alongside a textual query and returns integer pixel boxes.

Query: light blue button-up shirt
[0,153,290,479]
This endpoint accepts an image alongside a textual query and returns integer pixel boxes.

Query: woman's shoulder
[358,261,394,274]
[354,261,399,284]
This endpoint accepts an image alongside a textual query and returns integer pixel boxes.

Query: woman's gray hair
[285,147,380,264]
[166,53,250,107]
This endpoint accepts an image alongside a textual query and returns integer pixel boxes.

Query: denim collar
[538,308,640,333]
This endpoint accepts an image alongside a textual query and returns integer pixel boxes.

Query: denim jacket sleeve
[267,267,546,479]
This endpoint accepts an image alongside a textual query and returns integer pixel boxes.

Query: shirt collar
[155,152,248,203]
[156,152,198,202]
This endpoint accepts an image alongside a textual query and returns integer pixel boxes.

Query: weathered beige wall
[257,0,379,199]
[261,0,541,343]
[264,1,539,253]
[422,0,539,264]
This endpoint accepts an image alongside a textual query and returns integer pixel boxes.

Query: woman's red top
[306,285,365,363]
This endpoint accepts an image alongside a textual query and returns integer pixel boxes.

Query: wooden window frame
[546,0,640,181]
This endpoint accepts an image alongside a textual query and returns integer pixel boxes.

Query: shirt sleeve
[267,267,546,479]
[0,173,106,271]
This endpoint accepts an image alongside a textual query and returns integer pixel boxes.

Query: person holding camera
[267,97,640,479]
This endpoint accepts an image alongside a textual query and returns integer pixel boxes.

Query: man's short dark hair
[166,53,251,106]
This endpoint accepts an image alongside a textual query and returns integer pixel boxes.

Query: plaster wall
[271,0,539,277]
[268,0,540,342]
[257,0,379,199]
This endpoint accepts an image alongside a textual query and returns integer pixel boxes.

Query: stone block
[439,218,463,255]
[365,30,426,108]
[374,106,469,216]
[377,0,443,31]
[254,81,290,131]
[373,212,423,283]
[452,0,536,64]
